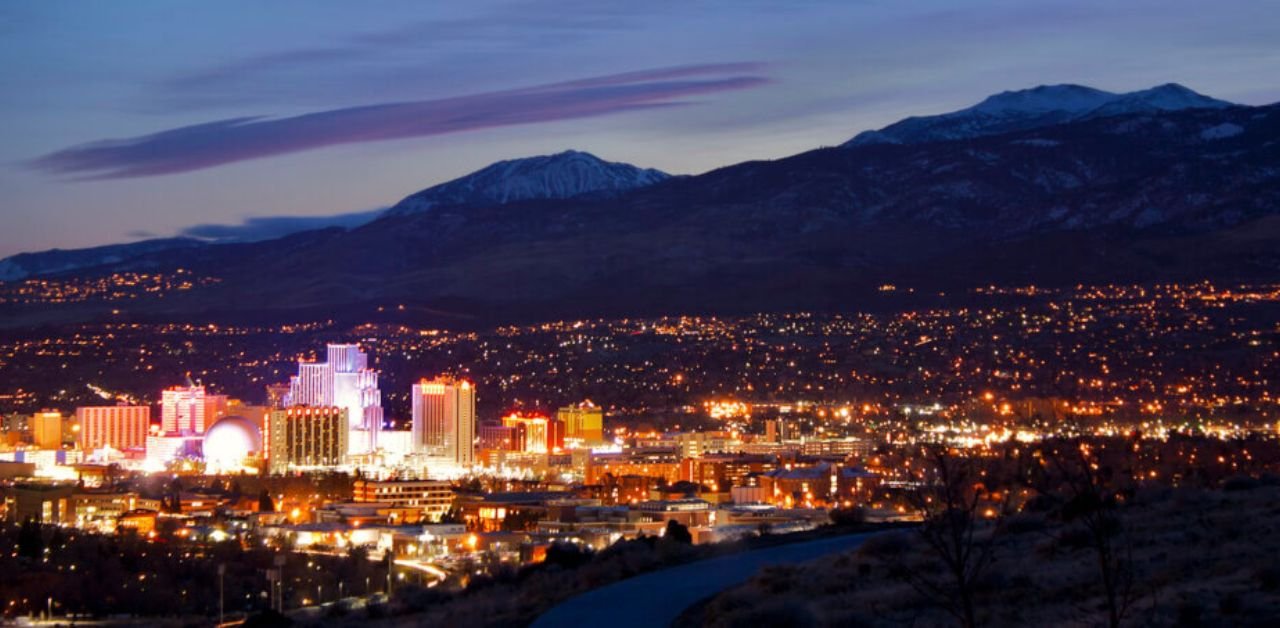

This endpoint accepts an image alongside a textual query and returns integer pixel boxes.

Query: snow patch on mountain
[1200,123,1244,140]
[0,260,23,282]
[1132,207,1168,228]
[1012,138,1062,147]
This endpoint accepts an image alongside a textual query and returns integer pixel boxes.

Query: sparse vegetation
[679,486,1280,627]
[300,522,900,628]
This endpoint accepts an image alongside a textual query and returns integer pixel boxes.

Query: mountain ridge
[0,150,670,281]
[844,82,1234,147]
[0,237,208,282]
[4,84,1278,329]
[384,149,672,216]
[2,100,1270,329]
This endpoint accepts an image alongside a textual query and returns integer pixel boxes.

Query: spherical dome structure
[202,416,262,473]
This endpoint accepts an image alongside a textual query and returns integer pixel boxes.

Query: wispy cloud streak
[34,63,768,179]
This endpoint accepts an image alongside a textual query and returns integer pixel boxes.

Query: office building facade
[76,405,150,451]
[287,344,383,455]
[411,378,475,468]
[30,412,63,449]
[558,401,605,445]
[161,385,226,435]
[266,406,349,474]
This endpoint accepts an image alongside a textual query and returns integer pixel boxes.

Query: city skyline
[3,3,1279,625]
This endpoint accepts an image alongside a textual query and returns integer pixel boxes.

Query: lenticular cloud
[33,63,768,179]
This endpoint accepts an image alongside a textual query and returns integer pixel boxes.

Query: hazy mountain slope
[0,237,207,281]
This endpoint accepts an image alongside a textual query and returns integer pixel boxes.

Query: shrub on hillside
[1002,512,1048,535]
[1222,475,1260,491]
[829,506,867,526]
[856,531,911,559]
[703,593,818,628]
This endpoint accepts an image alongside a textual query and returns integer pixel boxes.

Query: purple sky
[1,0,1277,257]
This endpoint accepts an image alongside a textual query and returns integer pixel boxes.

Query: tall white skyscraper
[411,378,475,469]
[288,344,383,455]
[160,385,226,435]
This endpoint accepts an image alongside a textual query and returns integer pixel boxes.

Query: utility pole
[218,563,226,625]
[273,554,287,612]
[385,551,393,595]
[266,568,278,613]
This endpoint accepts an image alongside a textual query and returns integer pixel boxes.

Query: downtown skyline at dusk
[3,2,1280,626]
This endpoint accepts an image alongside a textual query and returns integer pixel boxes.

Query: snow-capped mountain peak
[969,84,1116,115]
[1083,83,1232,118]
[844,83,1236,147]
[385,150,671,216]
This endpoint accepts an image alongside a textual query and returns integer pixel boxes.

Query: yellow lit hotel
[266,406,349,474]
[30,411,64,450]
[557,400,604,445]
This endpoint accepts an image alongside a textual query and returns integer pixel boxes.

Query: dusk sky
[2,0,1277,258]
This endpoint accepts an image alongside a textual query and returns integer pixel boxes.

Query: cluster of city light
[0,269,218,304]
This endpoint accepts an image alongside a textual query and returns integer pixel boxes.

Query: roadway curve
[532,532,873,628]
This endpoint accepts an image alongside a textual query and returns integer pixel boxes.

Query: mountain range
[844,83,1233,146]
[0,151,669,282]
[3,82,1277,328]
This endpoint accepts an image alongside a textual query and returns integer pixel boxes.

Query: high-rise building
[764,418,795,442]
[143,434,202,469]
[501,413,565,454]
[265,383,291,409]
[558,401,605,445]
[287,344,383,455]
[353,479,455,522]
[411,378,475,468]
[0,414,26,447]
[30,412,63,450]
[477,421,518,451]
[266,406,349,474]
[765,419,780,443]
[377,430,414,458]
[223,400,269,432]
[160,385,226,435]
[76,405,150,451]
[4,483,76,524]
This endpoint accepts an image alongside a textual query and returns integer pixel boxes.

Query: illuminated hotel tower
[266,407,349,474]
[288,344,384,455]
[557,401,605,445]
[501,413,565,454]
[76,405,150,451]
[30,411,63,449]
[161,385,226,435]
[411,378,476,468]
